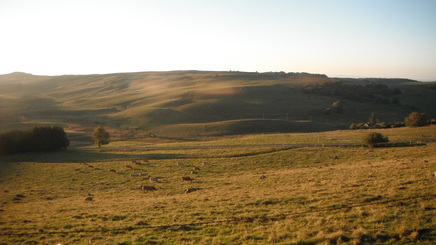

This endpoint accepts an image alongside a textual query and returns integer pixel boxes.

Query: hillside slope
[1,71,435,139]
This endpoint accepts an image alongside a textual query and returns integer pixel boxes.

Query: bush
[405,112,427,127]
[362,132,389,147]
[0,126,69,155]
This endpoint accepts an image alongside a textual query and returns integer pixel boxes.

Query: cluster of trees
[304,81,401,104]
[360,112,432,147]
[0,126,69,155]
[350,112,431,130]
[0,125,112,155]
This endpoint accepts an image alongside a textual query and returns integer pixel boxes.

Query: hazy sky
[1,0,435,80]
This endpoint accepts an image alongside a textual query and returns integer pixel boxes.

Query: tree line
[304,81,401,104]
[0,126,69,155]
[350,112,432,130]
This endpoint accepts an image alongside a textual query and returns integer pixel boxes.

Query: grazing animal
[177,162,184,166]
[85,197,93,201]
[191,171,198,175]
[259,175,267,179]
[143,159,149,163]
[193,167,201,171]
[130,173,140,177]
[202,161,209,166]
[140,172,148,176]
[87,165,94,168]
[134,161,142,166]
[109,169,117,173]
[185,188,200,194]
[126,165,133,169]
[149,177,158,183]
[141,185,157,192]
[182,176,194,182]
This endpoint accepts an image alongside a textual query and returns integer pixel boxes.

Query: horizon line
[1,70,435,82]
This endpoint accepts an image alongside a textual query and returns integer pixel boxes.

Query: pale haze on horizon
[0,0,435,81]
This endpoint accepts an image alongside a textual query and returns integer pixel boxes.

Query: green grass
[1,127,435,244]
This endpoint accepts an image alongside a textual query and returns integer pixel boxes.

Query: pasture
[1,127,435,244]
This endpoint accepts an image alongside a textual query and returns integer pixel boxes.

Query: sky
[1,0,435,80]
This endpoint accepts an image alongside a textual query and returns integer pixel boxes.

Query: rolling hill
[1,71,435,139]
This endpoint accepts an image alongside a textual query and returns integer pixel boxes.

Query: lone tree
[331,100,343,113]
[368,112,378,128]
[405,112,427,127]
[362,132,389,147]
[93,126,110,148]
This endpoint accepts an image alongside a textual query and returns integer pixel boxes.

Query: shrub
[356,123,366,129]
[405,112,427,127]
[362,132,389,147]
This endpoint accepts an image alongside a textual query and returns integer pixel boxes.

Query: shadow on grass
[1,149,186,163]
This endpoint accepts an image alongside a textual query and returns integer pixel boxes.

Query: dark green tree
[93,126,110,148]
[0,126,69,155]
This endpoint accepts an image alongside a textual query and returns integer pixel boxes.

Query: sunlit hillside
[1,71,435,139]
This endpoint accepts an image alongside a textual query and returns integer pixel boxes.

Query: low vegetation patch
[362,132,389,147]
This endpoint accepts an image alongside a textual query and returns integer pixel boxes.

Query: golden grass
[1,127,435,244]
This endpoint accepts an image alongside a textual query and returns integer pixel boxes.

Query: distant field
[1,126,435,244]
[1,71,435,138]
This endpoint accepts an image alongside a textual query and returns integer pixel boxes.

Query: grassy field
[1,126,435,244]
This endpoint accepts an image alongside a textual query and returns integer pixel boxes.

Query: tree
[331,100,343,113]
[93,126,110,148]
[368,112,377,127]
[362,132,389,147]
[349,123,357,130]
[405,112,427,127]
[0,126,69,155]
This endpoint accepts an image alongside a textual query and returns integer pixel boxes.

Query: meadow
[1,126,435,244]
